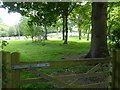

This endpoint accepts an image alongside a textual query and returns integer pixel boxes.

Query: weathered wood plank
[111,50,120,89]
[111,51,116,88]
[68,76,110,88]
[62,77,110,88]
[12,63,50,70]
[27,69,69,88]
[20,58,111,68]
[0,51,2,89]
[55,71,110,80]
[21,78,49,84]
[115,50,120,88]
[71,81,108,88]
[86,63,102,74]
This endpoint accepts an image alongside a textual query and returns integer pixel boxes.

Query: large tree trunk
[85,2,109,58]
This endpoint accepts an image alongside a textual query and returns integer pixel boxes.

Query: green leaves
[108,26,120,50]
[0,40,8,49]
[107,2,120,51]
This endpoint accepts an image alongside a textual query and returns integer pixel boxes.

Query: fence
[1,50,120,88]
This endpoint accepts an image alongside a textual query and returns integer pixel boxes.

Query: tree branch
[68,3,76,15]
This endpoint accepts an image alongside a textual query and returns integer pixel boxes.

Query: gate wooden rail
[1,50,120,88]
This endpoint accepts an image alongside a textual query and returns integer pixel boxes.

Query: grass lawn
[4,39,90,61]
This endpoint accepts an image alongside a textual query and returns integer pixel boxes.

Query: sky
[0,8,21,26]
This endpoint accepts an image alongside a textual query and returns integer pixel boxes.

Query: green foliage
[70,2,92,34]
[0,30,8,37]
[19,16,45,42]
[33,25,45,42]
[19,17,32,36]
[0,18,4,24]
[0,20,21,37]
[107,2,120,51]
[108,26,120,50]
[0,25,9,37]
[0,40,8,50]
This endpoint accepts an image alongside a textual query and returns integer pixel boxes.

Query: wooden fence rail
[1,50,120,89]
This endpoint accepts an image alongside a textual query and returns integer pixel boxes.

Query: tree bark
[78,15,81,40]
[17,28,20,40]
[63,14,68,44]
[62,15,65,40]
[56,27,59,35]
[87,33,89,41]
[78,30,81,40]
[44,24,47,40]
[63,6,68,44]
[87,26,90,41]
[85,2,109,58]
[15,25,20,40]
[31,35,34,42]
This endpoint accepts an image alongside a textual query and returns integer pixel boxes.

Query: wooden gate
[1,50,120,88]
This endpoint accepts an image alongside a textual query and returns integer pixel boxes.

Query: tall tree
[63,3,76,44]
[63,3,69,44]
[55,2,76,44]
[85,2,109,58]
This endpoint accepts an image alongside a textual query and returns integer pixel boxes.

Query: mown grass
[4,39,90,61]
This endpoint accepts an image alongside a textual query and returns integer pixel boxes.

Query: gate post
[0,51,2,89]
[116,50,120,89]
[1,51,11,88]
[2,51,20,88]
[112,50,116,88]
[112,50,120,89]
[10,52,20,88]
